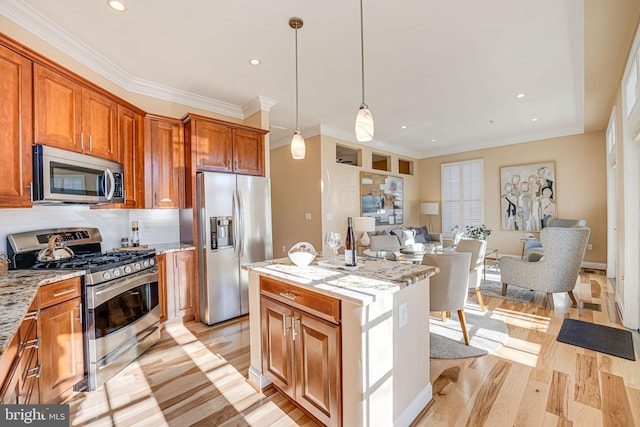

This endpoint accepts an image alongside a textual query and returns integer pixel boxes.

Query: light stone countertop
[148,242,196,254]
[0,270,85,358]
[245,256,438,306]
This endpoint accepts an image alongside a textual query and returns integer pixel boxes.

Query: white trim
[248,366,271,390]
[242,96,279,118]
[393,384,432,427]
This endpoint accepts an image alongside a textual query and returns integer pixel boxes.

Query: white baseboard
[394,383,432,427]
[248,366,271,390]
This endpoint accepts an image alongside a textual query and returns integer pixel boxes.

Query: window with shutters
[441,159,484,233]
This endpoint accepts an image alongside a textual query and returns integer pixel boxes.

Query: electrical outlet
[282,245,287,254]
[399,302,408,328]
[587,243,593,250]
[305,213,312,220]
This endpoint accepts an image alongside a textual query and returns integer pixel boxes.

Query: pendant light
[355,0,374,142]
[290,17,306,160]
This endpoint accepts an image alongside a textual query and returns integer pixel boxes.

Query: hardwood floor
[66,271,639,426]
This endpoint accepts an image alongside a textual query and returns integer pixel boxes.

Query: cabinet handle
[25,365,41,379]
[227,160,231,169]
[21,337,39,351]
[235,159,238,170]
[155,193,158,205]
[279,292,297,301]
[77,303,82,324]
[53,288,76,298]
[292,317,300,341]
[284,314,292,337]
[26,182,32,200]
[80,133,85,151]
[89,135,93,151]
[23,310,39,321]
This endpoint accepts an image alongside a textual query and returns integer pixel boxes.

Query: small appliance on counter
[7,227,159,391]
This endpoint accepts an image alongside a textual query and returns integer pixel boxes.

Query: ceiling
[0,0,637,159]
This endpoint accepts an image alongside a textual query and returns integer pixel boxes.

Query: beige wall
[270,136,323,257]
[419,132,607,264]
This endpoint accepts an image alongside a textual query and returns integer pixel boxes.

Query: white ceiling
[0,0,586,158]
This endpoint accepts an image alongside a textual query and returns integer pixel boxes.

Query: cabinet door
[0,45,32,207]
[195,120,233,172]
[163,251,195,322]
[157,253,168,323]
[39,297,84,404]
[261,296,295,398]
[34,64,83,152]
[232,129,264,176]
[0,333,21,404]
[145,117,184,208]
[82,89,117,160]
[118,106,144,208]
[294,311,341,427]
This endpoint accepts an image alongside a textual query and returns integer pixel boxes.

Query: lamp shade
[291,131,306,159]
[353,216,375,246]
[355,105,374,142]
[420,202,439,215]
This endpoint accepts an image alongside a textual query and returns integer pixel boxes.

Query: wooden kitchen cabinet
[117,106,145,208]
[158,251,195,324]
[260,277,341,426]
[36,277,84,404]
[34,64,117,160]
[144,115,184,208]
[182,113,267,176]
[0,44,33,208]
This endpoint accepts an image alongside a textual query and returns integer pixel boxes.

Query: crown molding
[0,0,270,120]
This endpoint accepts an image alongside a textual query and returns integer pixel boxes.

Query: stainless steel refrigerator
[196,171,273,325]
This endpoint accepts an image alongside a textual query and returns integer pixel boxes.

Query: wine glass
[325,232,342,262]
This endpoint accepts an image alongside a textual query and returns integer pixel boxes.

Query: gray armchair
[423,252,472,345]
[524,218,587,257]
[499,226,590,309]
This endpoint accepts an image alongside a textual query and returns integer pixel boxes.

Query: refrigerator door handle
[237,189,245,258]
[232,190,240,258]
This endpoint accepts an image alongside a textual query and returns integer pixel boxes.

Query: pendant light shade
[355,0,374,142]
[291,131,306,159]
[290,17,306,160]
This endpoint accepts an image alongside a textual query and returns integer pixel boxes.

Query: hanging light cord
[360,0,366,106]
[295,21,300,131]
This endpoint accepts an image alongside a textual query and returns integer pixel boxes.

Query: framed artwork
[360,172,403,225]
[500,161,556,231]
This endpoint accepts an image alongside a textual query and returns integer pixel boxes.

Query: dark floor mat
[557,318,636,361]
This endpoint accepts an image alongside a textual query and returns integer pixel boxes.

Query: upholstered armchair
[423,252,472,345]
[500,226,590,309]
[455,238,488,311]
[524,218,587,257]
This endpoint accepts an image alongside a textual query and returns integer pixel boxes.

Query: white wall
[0,206,180,255]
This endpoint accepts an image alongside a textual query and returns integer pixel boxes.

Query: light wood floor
[66,271,640,426]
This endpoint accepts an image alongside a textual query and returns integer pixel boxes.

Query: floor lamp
[420,202,439,231]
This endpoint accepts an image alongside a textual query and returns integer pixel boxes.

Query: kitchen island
[245,257,438,427]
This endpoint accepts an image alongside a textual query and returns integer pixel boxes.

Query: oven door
[85,267,160,390]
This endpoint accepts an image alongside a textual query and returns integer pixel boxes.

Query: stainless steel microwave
[32,145,125,204]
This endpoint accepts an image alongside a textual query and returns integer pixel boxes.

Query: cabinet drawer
[260,277,340,325]
[36,277,81,309]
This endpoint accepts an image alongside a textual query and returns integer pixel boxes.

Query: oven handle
[87,267,158,309]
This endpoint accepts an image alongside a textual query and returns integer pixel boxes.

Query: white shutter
[441,159,484,232]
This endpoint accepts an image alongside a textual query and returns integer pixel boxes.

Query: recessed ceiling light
[516,93,525,99]
[249,59,261,66]
[531,118,538,122]
[107,0,126,12]
[431,139,436,142]
[401,125,407,129]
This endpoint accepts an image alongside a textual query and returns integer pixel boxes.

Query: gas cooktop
[31,249,156,271]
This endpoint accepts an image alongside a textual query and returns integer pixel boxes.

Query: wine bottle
[344,217,357,266]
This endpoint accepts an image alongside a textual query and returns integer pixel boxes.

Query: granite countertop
[245,256,438,306]
[148,242,196,254]
[0,270,85,358]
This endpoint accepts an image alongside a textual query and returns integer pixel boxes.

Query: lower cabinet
[260,277,341,427]
[159,250,195,324]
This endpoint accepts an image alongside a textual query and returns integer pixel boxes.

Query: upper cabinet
[182,113,268,176]
[34,64,117,160]
[0,44,33,208]
[117,106,145,208]
[144,115,184,208]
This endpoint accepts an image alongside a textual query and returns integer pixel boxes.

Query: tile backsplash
[0,206,181,253]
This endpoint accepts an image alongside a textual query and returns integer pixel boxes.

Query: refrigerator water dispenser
[210,216,233,249]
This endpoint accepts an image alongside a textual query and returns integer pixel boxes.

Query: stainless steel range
[7,227,160,391]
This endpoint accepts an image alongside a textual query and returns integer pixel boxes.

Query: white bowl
[288,242,317,267]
